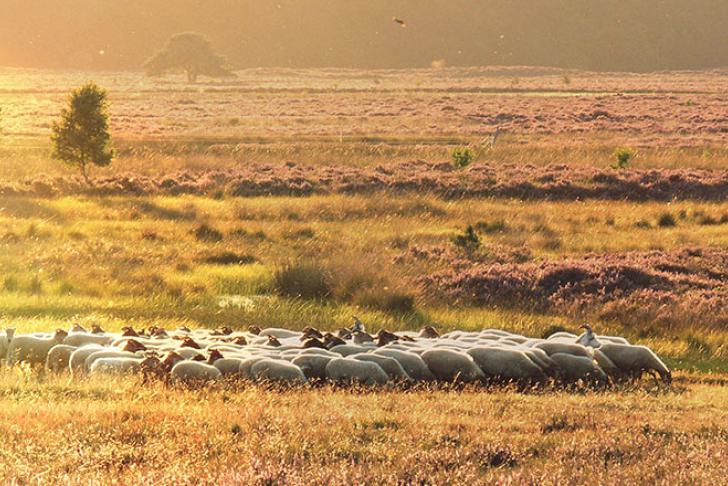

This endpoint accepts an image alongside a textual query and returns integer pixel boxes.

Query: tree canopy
[144,32,235,83]
[51,83,114,184]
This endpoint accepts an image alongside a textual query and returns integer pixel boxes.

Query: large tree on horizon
[144,32,235,83]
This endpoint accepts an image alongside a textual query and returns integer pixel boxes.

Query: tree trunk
[81,162,91,186]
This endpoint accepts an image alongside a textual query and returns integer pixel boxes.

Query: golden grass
[0,370,725,485]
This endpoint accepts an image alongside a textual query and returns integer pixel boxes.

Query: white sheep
[69,345,106,376]
[6,330,68,366]
[171,361,222,382]
[597,343,672,383]
[258,328,301,339]
[64,332,114,348]
[89,357,144,376]
[549,353,607,383]
[251,359,307,384]
[325,358,389,386]
[85,350,139,372]
[373,349,436,382]
[467,347,547,382]
[533,341,592,359]
[291,354,334,380]
[351,353,412,382]
[421,349,484,383]
[46,344,78,372]
[329,344,373,357]
[213,358,247,377]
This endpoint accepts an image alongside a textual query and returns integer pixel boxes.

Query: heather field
[1,68,727,484]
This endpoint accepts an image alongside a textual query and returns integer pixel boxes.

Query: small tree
[51,83,114,184]
[612,147,635,170]
[144,32,234,83]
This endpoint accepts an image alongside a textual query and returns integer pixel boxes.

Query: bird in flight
[393,17,407,28]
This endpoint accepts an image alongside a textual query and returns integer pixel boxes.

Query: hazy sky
[1,0,727,71]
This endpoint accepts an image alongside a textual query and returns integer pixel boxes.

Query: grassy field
[1,67,727,484]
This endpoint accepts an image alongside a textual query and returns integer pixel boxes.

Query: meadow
[0,67,727,484]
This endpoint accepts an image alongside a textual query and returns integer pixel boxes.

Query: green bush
[612,147,635,170]
[193,224,223,242]
[354,288,416,315]
[451,147,475,169]
[274,261,331,300]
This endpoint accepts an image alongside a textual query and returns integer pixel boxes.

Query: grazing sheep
[46,344,78,372]
[323,333,346,349]
[291,354,334,380]
[353,331,374,345]
[213,358,246,377]
[421,349,485,383]
[175,348,205,361]
[598,343,672,384]
[373,349,436,382]
[85,350,138,372]
[69,345,106,376]
[6,330,69,366]
[171,361,222,382]
[251,359,307,384]
[325,358,389,386]
[549,353,607,383]
[238,356,268,380]
[533,341,592,359]
[89,357,144,376]
[352,353,411,382]
[467,347,547,382]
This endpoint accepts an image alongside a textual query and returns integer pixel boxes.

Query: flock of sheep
[0,320,672,386]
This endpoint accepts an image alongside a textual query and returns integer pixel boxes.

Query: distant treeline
[1,0,727,72]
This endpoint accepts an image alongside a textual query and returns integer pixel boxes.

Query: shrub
[452,225,480,250]
[612,147,635,170]
[475,219,508,234]
[193,224,223,242]
[354,288,416,315]
[451,147,475,169]
[274,261,331,300]
[634,219,652,229]
[657,212,677,227]
[203,252,257,265]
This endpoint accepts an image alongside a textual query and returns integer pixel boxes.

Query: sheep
[85,350,139,372]
[291,354,334,380]
[171,361,222,382]
[6,330,68,366]
[258,328,301,339]
[212,358,246,377]
[89,357,144,376]
[329,344,372,357]
[351,353,411,382]
[597,343,672,384]
[251,359,307,384]
[419,326,440,339]
[549,353,607,383]
[421,349,485,383]
[325,358,389,386]
[63,332,113,348]
[69,345,106,376]
[238,356,269,380]
[467,347,547,382]
[373,349,436,382]
[352,331,374,345]
[46,344,78,372]
[533,341,592,359]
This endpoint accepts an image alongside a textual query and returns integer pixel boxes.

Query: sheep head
[121,326,139,337]
[301,327,323,339]
[267,336,282,347]
[122,339,147,353]
[336,328,352,340]
[303,338,326,349]
[70,323,87,334]
[207,349,224,364]
[53,329,69,342]
[419,326,440,339]
[323,333,345,349]
[4,328,15,342]
[91,324,105,334]
[180,337,201,349]
[212,326,233,336]
[248,325,262,335]
[232,336,248,346]
[178,326,191,333]
[161,351,184,371]
[376,330,399,347]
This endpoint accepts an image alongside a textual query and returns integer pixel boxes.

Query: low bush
[274,261,332,300]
